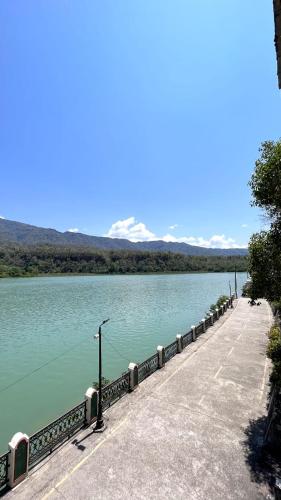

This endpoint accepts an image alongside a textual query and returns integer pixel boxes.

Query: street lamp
[94,318,110,432]
[234,266,238,299]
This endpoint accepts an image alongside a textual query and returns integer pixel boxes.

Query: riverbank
[0,244,248,278]
[0,269,246,279]
[4,298,272,500]
[0,273,247,453]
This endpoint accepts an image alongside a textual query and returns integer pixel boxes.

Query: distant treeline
[0,245,248,277]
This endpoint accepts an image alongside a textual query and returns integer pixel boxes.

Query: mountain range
[0,218,248,257]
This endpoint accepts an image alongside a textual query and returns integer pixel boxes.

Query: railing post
[210,312,214,325]
[191,325,196,342]
[201,318,206,333]
[85,387,98,424]
[8,432,29,488]
[230,295,234,308]
[157,346,165,368]
[215,307,219,320]
[176,334,183,353]
[128,362,138,391]
[221,305,224,315]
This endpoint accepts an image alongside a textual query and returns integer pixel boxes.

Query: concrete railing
[0,294,235,492]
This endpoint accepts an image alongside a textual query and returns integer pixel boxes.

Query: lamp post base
[93,424,107,433]
[93,420,107,433]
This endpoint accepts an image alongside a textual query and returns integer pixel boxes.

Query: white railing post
[85,387,98,424]
[191,325,196,342]
[157,346,165,368]
[128,362,138,391]
[8,432,29,488]
[176,334,183,353]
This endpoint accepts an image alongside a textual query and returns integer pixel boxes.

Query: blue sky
[0,1,280,248]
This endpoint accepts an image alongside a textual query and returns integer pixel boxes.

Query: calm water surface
[0,272,246,452]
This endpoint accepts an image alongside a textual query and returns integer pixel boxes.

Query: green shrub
[209,295,229,313]
[92,376,111,389]
[242,281,252,297]
[267,325,281,387]
[271,300,281,316]
[216,295,229,307]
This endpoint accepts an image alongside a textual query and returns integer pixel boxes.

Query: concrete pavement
[6,298,273,500]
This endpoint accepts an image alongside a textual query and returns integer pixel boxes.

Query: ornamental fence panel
[0,452,9,491]
[102,372,130,411]
[196,323,204,335]
[29,401,86,468]
[164,341,178,362]
[205,316,212,328]
[138,354,159,383]
[182,330,192,348]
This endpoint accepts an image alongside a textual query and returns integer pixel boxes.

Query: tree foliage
[248,139,281,302]
[267,325,281,387]
[209,295,229,313]
[0,244,248,278]
[92,377,111,389]
[249,230,281,301]
[249,140,281,221]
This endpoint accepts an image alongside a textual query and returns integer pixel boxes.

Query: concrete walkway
[7,298,273,500]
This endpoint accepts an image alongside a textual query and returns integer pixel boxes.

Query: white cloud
[169,224,178,230]
[104,217,156,242]
[104,217,247,248]
[241,224,248,228]
[67,228,79,233]
[162,233,247,249]
[0,215,5,219]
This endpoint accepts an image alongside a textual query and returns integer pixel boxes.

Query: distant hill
[0,218,248,257]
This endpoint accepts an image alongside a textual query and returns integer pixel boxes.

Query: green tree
[249,139,281,302]
[249,140,281,223]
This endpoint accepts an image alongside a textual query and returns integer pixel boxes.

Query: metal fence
[164,340,178,362]
[0,452,9,491]
[102,371,130,411]
[205,316,212,328]
[182,330,192,348]
[138,354,159,383]
[196,323,204,335]
[1,295,234,483]
[29,401,86,468]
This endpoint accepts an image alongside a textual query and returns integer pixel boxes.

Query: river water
[0,272,246,452]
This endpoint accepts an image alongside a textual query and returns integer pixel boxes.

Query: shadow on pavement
[243,416,281,497]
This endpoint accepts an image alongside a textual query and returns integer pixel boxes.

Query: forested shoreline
[0,244,248,277]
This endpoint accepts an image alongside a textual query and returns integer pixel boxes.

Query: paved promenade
[7,298,273,500]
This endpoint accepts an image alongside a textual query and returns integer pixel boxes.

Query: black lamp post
[234,266,238,299]
[94,318,110,432]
